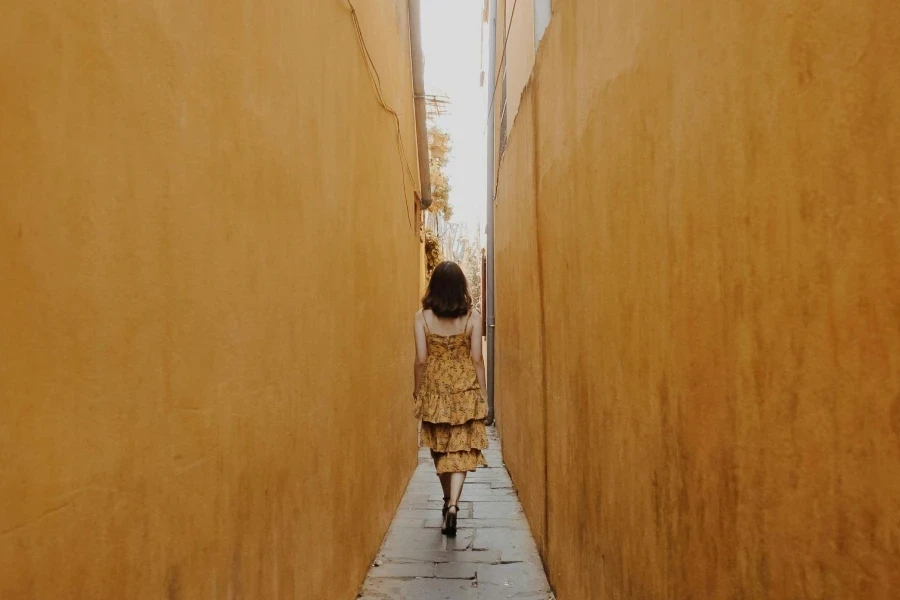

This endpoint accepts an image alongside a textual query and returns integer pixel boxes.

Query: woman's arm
[469,311,487,399]
[413,310,428,397]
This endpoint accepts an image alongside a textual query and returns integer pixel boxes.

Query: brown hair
[422,261,472,319]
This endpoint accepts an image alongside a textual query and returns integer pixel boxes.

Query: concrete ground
[359,427,553,599]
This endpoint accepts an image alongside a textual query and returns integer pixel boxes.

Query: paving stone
[398,508,472,519]
[424,517,473,529]
[382,527,475,552]
[462,494,521,503]
[425,517,530,530]
[473,528,541,562]
[459,485,494,495]
[361,427,550,598]
[472,502,524,519]
[476,562,550,593]
[422,500,474,511]
[389,518,426,529]
[435,562,477,579]
[469,481,514,489]
[380,549,503,564]
[405,483,442,492]
[361,577,476,599]
[470,584,552,599]
[473,469,505,476]
[400,494,432,505]
[367,562,436,578]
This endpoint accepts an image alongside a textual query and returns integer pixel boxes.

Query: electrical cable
[347,0,418,233]
[484,0,518,135]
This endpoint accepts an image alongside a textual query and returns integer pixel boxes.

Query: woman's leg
[433,451,452,498]
[442,471,467,536]
[438,473,452,502]
[447,471,467,511]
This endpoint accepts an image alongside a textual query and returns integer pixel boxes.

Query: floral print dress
[414,312,488,473]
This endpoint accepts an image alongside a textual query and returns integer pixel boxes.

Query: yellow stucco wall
[0,2,420,598]
[495,91,547,554]
[495,0,900,598]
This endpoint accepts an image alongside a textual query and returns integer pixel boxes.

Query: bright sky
[421,0,487,245]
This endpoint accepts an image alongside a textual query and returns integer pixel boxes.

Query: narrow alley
[360,428,551,599]
[2,0,899,598]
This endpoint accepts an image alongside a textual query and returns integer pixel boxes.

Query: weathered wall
[0,2,420,598]
[495,91,546,552]
[495,0,900,598]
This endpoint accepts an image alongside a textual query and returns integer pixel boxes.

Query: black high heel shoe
[442,505,459,537]
[442,496,450,517]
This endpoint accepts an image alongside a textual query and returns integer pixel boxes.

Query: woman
[413,261,488,537]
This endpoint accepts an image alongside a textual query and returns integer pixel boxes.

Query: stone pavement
[359,428,553,600]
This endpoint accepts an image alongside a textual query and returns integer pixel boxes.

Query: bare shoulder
[469,309,483,328]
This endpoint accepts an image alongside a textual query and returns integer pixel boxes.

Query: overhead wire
[347,0,419,233]
[349,2,418,187]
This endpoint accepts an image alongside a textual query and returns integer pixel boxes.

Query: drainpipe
[484,0,497,425]
[408,0,432,211]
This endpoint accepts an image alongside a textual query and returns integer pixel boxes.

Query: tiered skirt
[415,388,488,473]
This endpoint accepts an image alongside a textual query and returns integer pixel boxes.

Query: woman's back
[420,309,480,397]
[422,310,470,337]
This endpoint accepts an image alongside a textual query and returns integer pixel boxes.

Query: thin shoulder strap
[422,310,431,334]
[462,312,470,334]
